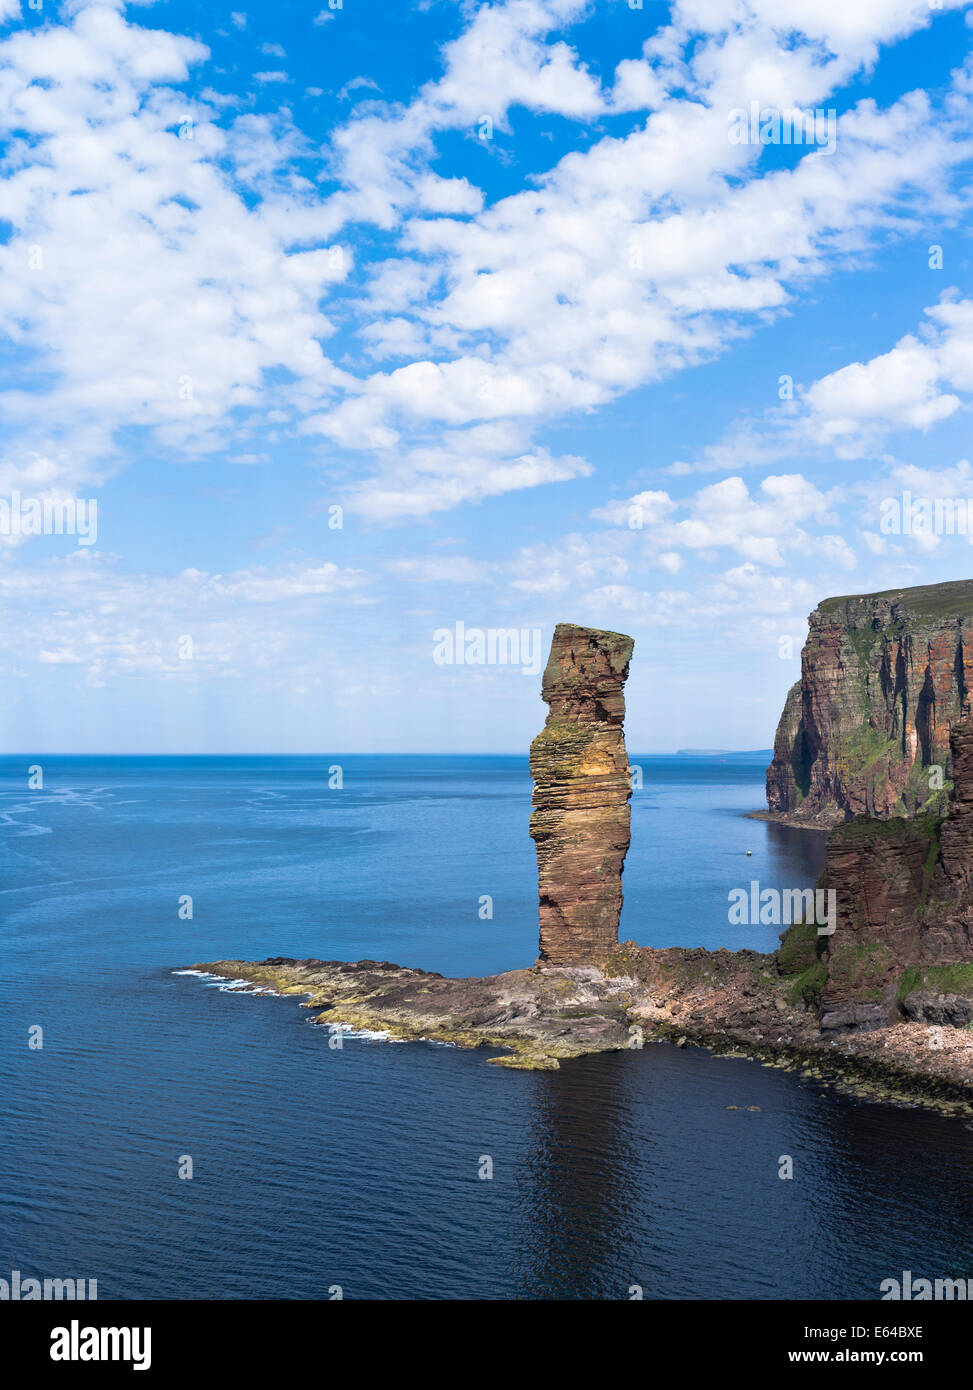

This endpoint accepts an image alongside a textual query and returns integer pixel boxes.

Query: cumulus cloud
[0,552,368,686]
[592,473,844,570]
[343,441,593,523]
[669,295,973,474]
[308,6,973,517]
[804,297,973,447]
[2,0,972,526]
[0,4,354,497]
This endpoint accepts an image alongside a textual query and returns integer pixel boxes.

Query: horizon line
[0,748,774,758]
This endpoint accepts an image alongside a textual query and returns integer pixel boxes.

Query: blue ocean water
[2,753,973,1300]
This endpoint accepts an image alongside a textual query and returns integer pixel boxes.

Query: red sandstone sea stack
[529,623,634,966]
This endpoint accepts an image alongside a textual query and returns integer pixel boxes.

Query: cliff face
[817,719,973,1031]
[529,623,634,966]
[766,579,973,826]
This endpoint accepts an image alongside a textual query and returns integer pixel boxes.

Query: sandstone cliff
[802,718,973,1032]
[766,579,973,826]
[529,623,634,966]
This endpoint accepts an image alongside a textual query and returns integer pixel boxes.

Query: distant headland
[676,748,772,757]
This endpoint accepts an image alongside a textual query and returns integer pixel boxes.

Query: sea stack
[529,623,635,966]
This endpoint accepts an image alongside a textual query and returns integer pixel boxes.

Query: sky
[0,0,972,753]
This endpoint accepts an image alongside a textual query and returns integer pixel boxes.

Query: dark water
[2,754,972,1300]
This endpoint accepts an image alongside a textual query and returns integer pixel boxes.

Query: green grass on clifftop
[818,578,973,623]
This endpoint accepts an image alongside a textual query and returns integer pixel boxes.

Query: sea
[2,753,973,1300]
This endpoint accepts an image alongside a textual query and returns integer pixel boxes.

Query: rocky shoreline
[745,808,835,829]
[183,601,973,1123]
[188,946,973,1116]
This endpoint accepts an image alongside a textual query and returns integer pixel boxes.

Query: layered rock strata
[766,579,973,826]
[817,718,973,1031]
[529,623,634,965]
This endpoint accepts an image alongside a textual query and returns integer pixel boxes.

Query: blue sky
[0,0,972,753]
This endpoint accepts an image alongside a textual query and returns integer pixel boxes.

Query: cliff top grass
[552,621,634,647]
[817,578,973,624]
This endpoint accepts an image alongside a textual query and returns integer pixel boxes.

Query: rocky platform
[190,946,973,1114]
[192,955,641,1070]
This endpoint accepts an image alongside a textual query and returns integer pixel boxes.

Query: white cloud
[815,534,858,571]
[0,552,368,685]
[0,5,351,492]
[593,473,842,569]
[856,458,973,555]
[343,442,593,523]
[656,551,683,574]
[384,556,487,584]
[337,75,381,101]
[38,648,83,665]
[591,490,677,528]
[610,57,667,113]
[804,297,973,447]
[1,0,972,530]
[508,531,632,596]
[673,295,973,473]
[317,31,973,517]
[673,0,962,68]
[712,561,817,615]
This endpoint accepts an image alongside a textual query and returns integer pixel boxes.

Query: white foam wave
[171,968,282,996]
[174,970,407,1041]
[322,1021,394,1042]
